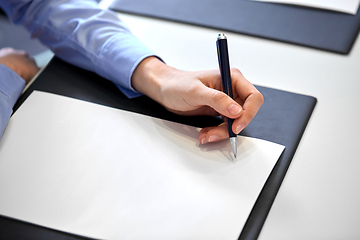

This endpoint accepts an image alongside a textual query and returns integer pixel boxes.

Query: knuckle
[211,91,227,103]
[230,68,242,76]
[254,91,264,105]
[247,89,264,105]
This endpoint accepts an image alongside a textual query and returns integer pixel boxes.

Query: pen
[216,33,237,158]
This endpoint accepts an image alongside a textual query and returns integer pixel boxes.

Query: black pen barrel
[217,34,236,138]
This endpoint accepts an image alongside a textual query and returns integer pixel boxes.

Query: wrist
[131,56,174,104]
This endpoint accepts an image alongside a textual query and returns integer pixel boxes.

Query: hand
[131,57,264,144]
[0,47,40,83]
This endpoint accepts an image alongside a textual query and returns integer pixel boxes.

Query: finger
[199,123,229,144]
[22,58,40,83]
[29,57,39,68]
[224,70,263,134]
[231,69,261,101]
[196,87,243,119]
[232,88,263,134]
[167,105,220,116]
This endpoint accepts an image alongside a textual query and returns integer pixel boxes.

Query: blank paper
[0,91,285,240]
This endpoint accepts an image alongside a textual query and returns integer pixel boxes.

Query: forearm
[0,0,156,98]
[0,65,26,139]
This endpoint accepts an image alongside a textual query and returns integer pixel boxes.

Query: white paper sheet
[252,0,360,15]
[0,91,285,240]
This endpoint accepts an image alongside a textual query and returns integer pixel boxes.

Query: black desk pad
[110,0,360,54]
[1,57,316,240]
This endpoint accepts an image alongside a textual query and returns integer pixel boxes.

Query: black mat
[110,0,360,54]
[1,57,316,240]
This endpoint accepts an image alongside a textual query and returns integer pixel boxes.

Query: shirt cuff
[96,34,157,99]
[0,64,26,107]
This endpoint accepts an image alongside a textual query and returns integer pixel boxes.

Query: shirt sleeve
[0,0,156,98]
[0,64,26,139]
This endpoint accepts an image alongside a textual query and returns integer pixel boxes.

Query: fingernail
[228,104,242,116]
[235,124,244,134]
[208,135,220,142]
[201,137,206,144]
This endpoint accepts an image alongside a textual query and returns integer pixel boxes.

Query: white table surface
[101,1,360,239]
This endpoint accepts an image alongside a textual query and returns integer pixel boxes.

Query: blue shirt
[0,0,156,138]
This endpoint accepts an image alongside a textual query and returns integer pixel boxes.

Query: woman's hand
[131,57,264,144]
[0,47,40,83]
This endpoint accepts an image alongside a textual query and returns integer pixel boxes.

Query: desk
[109,10,360,240]
[2,3,359,239]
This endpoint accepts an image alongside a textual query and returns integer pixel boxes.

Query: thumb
[198,88,242,118]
